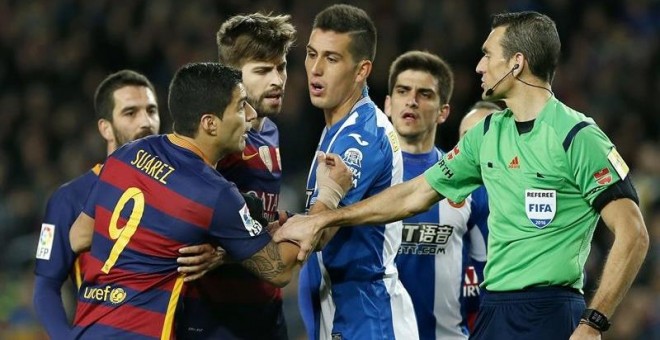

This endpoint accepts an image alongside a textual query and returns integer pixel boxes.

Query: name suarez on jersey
[130,149,175,184]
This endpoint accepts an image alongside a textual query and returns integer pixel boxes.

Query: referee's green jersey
[425,96,630,291]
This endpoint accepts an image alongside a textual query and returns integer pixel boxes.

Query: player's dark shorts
[177,298,288,340]
[470,286,585,340]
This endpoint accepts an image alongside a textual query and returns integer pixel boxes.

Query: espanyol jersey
[300,91,418,340]
[424,96,629,291]
[395,149,488,340]
[72,134,271,339]
[35,166,100,289]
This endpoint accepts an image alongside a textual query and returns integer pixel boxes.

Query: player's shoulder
[108,135,163,163]
[260,117,278,132]
[342,108,393,146]
[50,168,98,203]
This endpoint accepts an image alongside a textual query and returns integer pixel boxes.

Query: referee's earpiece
[485,63,521,96]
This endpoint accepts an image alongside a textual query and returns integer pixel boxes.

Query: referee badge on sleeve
[607,148,629,180]
[525,189,556,229]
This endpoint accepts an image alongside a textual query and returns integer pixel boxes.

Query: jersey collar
[167,133,214,166]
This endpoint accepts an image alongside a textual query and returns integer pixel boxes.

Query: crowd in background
[0,0,658,339]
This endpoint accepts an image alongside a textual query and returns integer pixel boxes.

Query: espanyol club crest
[525,189,556,228]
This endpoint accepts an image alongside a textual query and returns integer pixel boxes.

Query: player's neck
[504,86,552,122]
[106,142,117,156]
[251,117,266,132]
[173,133,218,167]
[323,86,364,127]
[399,134,435,154]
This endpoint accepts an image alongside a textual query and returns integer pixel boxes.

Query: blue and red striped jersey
[35,165,100,287]
[217,118,281,222]
[71,134,270,340]
[178,118,286,339]
[34,165,99,338]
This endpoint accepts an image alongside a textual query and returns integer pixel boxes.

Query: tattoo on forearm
[242,242,286,280]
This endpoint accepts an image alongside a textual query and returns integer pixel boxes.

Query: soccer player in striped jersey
[297,4,418,339]
[176,13,296,339]
[384,51,490,339]
[33,70,160,339]
[68,63,350,339]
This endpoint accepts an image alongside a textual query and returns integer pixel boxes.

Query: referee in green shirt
[275,11,649,339]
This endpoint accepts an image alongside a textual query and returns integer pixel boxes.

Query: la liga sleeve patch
[36,223,55,260]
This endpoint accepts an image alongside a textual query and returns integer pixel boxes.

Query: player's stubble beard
[251,88,284,118]
[113,127,155,147]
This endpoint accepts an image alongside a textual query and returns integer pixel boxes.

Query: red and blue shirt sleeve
[208,184,272,261]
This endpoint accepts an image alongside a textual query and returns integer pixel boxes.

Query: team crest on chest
[525,189,556,228]
[342,148,363,168]
[258,146,274,172]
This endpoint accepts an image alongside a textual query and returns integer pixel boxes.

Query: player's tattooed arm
[241,240,300,287]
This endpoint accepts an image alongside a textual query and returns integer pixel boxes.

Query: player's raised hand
[315,152,353,208]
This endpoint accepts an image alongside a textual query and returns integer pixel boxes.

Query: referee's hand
[569,323,601,340]
[273,213,327,262]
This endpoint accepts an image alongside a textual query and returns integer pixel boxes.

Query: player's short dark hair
[492,11,560,83]
[388,51,454,105]
[313,4,376,62]
[470,100,502,112]
[94,70,156,121]
[217,12,296,67]
[168,62,242,137]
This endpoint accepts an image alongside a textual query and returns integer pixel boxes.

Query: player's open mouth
[402,112,417,121]
[310,82,324,95]
[264,93,282,105]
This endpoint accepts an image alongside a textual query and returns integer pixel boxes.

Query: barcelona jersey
[71,134,270,339]
[35,165,101,289]
[178,117,287,339]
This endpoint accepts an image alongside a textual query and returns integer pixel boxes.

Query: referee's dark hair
[492,11,560,84]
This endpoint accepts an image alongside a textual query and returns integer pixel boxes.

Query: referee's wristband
[580,308,610,332]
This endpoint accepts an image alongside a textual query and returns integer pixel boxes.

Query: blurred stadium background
[0,0,657,339]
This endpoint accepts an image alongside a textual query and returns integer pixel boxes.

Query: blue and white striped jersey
[299,90,418,340]
[395,149,489,340]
